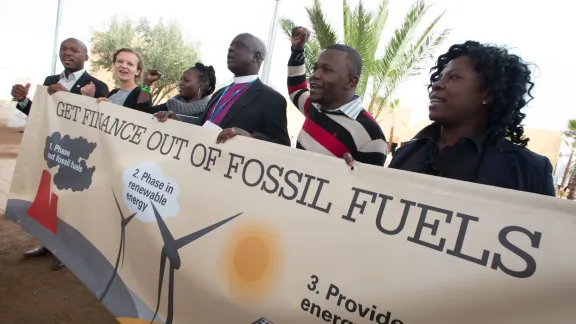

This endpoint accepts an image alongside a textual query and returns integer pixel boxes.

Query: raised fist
[291,26,310,50]
[11,83,30,102]
[144,69,162,86]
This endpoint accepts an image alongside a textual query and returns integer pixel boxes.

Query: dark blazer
[16,72,109,115]
[108,87,153,112]
[389,128,556,197]
[200,79,290,146]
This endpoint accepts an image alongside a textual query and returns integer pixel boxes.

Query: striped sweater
[287,49,388,166]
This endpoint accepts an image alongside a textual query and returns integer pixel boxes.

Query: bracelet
[141,86,151,93]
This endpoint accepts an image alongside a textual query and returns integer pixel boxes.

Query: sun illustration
[220,220,282,302]
[116,318,160,324]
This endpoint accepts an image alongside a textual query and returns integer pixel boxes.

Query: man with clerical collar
[10,38,109,271]
[203,33,290,146]
[11,38,109,116]
[286,27,387,167]
[388,40,554,196]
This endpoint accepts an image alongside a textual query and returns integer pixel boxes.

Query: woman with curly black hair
[389,41,555,196]
[149,62,217,123]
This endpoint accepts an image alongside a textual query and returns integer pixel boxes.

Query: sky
[0,0,574,131]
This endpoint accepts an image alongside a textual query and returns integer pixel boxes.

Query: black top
[199,79,290,146]
[108,87,152,112]
[16,72,109,116]
[396,124,487,182]
[389,123,556,196]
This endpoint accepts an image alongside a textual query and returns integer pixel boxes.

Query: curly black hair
[190,62,217,97]
[429,41,534,147]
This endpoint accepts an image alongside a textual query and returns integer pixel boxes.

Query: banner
[5,87,576,324]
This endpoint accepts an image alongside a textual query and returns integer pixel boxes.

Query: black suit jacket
[200,79,290,146]
[16,72,109,115]
[389,127,556,196]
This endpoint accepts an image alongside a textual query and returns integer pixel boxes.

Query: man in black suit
[202,33,290,146]
[11,38,109,116]
[10,38,109,271]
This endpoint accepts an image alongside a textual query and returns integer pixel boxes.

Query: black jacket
[16,72,109,115]
[199,79,290,146]
[389,124,556,196]
[108,87,152,111]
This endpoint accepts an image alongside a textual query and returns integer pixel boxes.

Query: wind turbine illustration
[99,188,136,302]
[149,201,241,324]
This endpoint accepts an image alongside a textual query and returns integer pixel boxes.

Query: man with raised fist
[11,38,109,116]
[287,27,387,167]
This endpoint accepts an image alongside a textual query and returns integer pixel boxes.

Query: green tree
[280,0,449,117]
[90,16,201,105]
[564,119,576,200]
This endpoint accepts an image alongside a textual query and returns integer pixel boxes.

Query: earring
[482,100,487,105]
[197,88,201,96]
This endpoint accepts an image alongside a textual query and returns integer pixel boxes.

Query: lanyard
[209,80,256,121]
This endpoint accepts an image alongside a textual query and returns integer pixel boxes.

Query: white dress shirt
[19,69,86,108]
[233,75,258,84]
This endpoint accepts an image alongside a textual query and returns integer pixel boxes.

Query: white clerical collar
[234,75,258,84]
[60,69,86,81]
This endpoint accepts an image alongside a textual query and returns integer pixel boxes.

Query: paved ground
[0,102,116,323]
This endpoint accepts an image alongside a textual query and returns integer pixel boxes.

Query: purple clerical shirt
[204,81,254,126]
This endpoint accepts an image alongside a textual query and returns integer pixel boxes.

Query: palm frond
[367,1,428,111]
[372,0,390,41]
[368,4,447,116]
[349,1,376,97]
[381,0,428,70]
[306,0,339,48]
[341,0,390,99]
[305,40,321,76]
[279,18,296,39]
[360,0,389,95]
[343,0,353,44]
[372,28,448,116]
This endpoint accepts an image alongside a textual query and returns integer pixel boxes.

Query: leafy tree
[280,0,449,117]
[90,16,201,104]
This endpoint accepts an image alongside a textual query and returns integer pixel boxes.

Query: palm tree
[565,119,576,200]
[279,0,450,117]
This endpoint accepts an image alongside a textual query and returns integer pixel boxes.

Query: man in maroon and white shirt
[287,27,387,167]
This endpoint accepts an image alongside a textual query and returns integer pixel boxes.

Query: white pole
[261,0,282,85]
[51,0,64,75]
